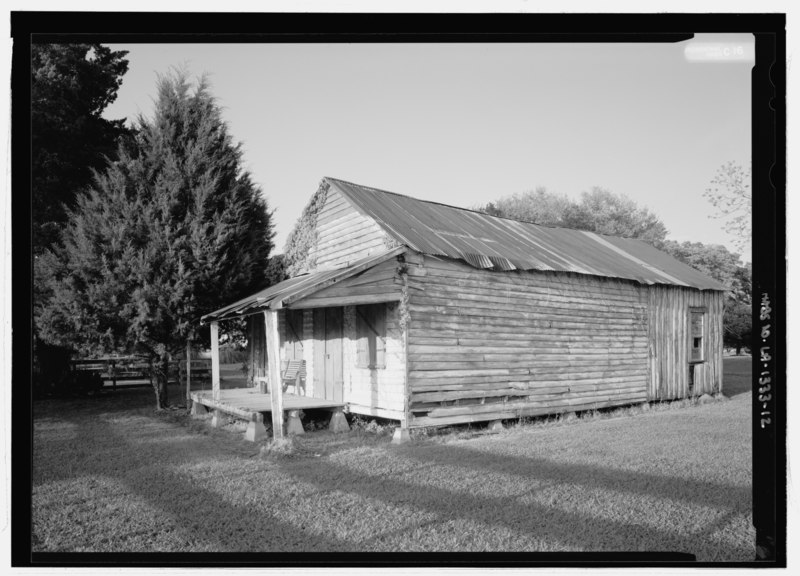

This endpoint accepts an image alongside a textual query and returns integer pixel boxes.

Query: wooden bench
[178,358,212,382]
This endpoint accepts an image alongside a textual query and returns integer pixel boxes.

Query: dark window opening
[690,309,705,362]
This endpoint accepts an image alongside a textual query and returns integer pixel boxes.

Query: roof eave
[200,245,408,324]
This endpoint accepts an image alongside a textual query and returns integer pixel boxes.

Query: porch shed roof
[200,247,406,324]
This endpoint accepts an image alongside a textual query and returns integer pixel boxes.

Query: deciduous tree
[660,240,743,292]
[477,187,571,226]
[562,187,668,248]
[479,186,668,247]
[704,161,751,253]
[661,240,752,354]
[723,301,752,355]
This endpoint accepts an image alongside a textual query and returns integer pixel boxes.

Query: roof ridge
[323,176,648,242]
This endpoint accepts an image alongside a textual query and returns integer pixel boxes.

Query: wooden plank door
[312,307,344,402]
[326,307,344,402]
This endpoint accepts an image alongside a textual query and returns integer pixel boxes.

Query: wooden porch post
[210,321,221,402]
[393,270,411,445]
[265,309,284,439]
[185,339,192,405]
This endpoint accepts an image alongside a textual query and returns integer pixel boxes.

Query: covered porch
[199,247,409,442]
[191,388,348,441]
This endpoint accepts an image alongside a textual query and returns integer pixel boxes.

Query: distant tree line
[481,186,669,248]
[476,180,752,354]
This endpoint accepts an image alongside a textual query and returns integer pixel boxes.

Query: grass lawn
[32,359,754,560]
[721,355,753,397]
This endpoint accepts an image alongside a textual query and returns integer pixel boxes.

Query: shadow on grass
[34,385,751,557]
[396,442,750,513]
[269,432,751,558]
[35,404,352,552]
[277,453,745,556]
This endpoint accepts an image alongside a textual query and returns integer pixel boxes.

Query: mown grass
[721,355,753,397]
[32,359,753,559]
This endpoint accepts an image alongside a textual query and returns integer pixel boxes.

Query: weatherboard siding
[286,260,407,418]
[310,188,392,270]
[405,255,650,427]
[341,304,407,421]
[646,285,724,400]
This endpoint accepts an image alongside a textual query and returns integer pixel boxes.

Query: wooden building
[199,177,726,440]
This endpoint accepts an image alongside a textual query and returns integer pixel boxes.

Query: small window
[356,304,387,369]
[690,308,705,362]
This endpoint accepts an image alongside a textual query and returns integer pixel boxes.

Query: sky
[102,35,753,260]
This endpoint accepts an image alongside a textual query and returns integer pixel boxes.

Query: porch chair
[281,359,306,394]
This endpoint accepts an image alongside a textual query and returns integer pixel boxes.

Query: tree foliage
[661,240,752,354]
[37,72,275,408]
[265,254,290,285]
[483,183,752,354]
[660,240,743,293]
[32,43,131,254]
[479,186,571,227]
[723,301,753,354]
[704,161,751,253]
[479,185,668,247]
[283,180,329,276]
[562,188,668,248]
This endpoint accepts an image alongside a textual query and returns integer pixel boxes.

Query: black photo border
[10,10,786,569]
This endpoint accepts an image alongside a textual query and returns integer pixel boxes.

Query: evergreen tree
[32,43,130,254]
[37,72,275,408]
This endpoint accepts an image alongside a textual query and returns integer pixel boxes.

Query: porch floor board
[192,388,345,420]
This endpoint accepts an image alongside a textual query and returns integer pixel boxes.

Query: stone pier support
[286,410,305,435]
[329,410,350,433]
[211,409,225,428]
[488,420,504,432]
[191,401,207,417]
[245,419,267,442]
[391,427,410,445]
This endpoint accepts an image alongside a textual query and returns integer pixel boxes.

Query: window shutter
[375,305,386,369]
[356,304,387,369]
[689,308,705,362]
[286,309,304,360]
[356,308,368,368]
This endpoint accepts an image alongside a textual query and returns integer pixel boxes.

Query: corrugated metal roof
[327,177,726,291]
[201,247,406,323]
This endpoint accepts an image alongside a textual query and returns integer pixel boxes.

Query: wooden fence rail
[70,357,183,391]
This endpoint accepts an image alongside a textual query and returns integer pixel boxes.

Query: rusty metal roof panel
[327,177,726,291]
[201,247,407,323]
